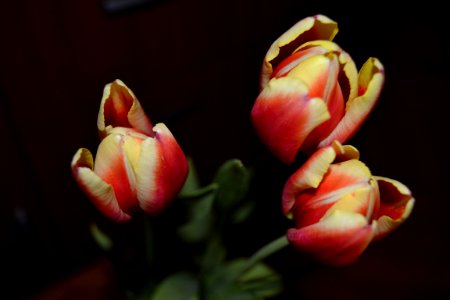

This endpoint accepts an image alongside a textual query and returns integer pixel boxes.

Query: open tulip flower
[251,14,385,163]
[282,141,414,266]
[71,80,188,222]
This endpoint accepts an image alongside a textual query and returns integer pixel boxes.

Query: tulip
[71,80,188,222]
[282,141,414,266]
[251,14,384,163]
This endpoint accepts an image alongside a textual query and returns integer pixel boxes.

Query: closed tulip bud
[71,80,188,222]
[251,15,384,163]
[282,141,414,266]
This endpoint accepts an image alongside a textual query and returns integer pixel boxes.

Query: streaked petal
[298,54,345,151]
[287,210,374,266]
[251,77,330,164]
[318,58,385,147]
[97,79,153,138]
[292,159,373,227]
[136,123,188,215]
[323,182,378,223]
[94,132,137,213]
[282,141,359,214]
[71,148,131,222]
[372,176,415,240]
[282,146,335,215]
[261,15,338,89]
[287,53,339,100]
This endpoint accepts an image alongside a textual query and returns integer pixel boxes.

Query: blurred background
[1,0,448,299]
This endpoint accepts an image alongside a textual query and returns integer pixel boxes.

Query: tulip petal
[251,77,330,164]
[283,146,336,215]
[322,182,378,223]
[287,53,339,100]
[135,123,188,215]
[318,58,384,148]
[261,15,338,89]
[71,148,131,222]
[97,79,153,138]
[287,210,375,266]
[282,141,359,214]
[293,159,374,227]
[338,51,359,103]
[94,132,138,213]
[295,40,342,54]
[272,46,329,79]
[372,176,415,240]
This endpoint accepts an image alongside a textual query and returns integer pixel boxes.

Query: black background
[1,0,448,299]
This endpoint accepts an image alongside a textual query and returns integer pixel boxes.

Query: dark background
[1,0,448,299]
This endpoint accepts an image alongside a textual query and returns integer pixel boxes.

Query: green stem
[236,235,289,280]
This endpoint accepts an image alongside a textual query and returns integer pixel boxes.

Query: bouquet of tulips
[71,15,414,299]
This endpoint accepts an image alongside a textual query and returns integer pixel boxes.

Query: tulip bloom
[282,141,414,266]
[251,14,384,163]
[71,80,188,222]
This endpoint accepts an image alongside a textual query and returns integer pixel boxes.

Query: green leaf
[231,200,256,224]
[90,223,113,251]
[204,259,265,300]
[238,261,277,282]
[179,157,219,199]
[178,192,215,243]
[206,259,283,299]
[150,272,199,300]
[178,157,201,198]
[207,285,260,300]
[180,183,219,199]
[200,237,226,272]
[238,262,283,298]
[213,159,252,211]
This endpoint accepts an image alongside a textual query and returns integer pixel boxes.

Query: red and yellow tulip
[71,80,188,222]
[282,141,414,266]
[251,15,384,163]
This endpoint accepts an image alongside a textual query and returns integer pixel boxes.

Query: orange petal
[287,210,375,266]
[97,79,153,138]
[251,77,330,164]
[318,58,384,147]
[71,148,131,222]
[135,123,188,215]
[372,176,415,240]
[261,15,338,89]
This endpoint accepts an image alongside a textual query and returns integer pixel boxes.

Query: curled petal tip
[261,15,339,89]
[319,57,385,148]
[372,176,415,239]
[97,79,153,138]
